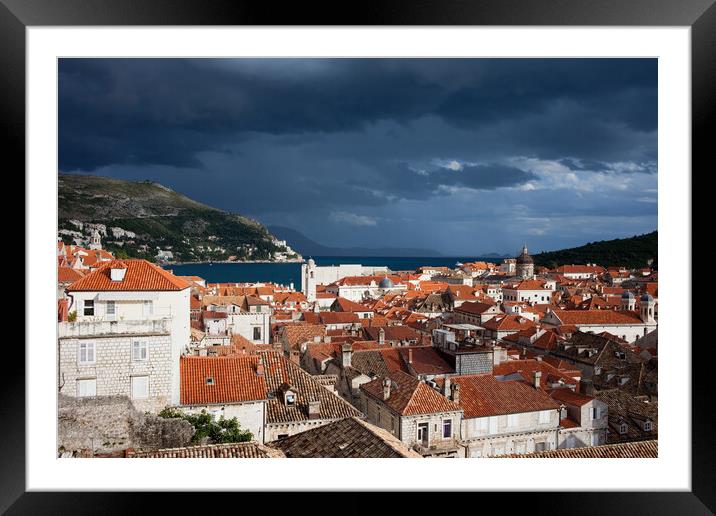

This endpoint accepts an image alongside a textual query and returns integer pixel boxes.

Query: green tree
[159,408,253,444]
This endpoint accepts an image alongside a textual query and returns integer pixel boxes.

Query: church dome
[307,258,315,267]
[640,293,654,302]
[622,291,635,299]
[516,244,533,264]
[379,276,394,289]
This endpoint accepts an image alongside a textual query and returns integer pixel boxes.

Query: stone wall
[58,333,172,413]
[58,394,194,456]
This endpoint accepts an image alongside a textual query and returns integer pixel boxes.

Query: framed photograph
[5,0,708,512]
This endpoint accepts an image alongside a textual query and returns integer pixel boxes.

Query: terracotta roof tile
[180,355,268,405]
[440,375,560,418]
[67,259,190,292]
[361,371,462,416]
[504,440,657,458]
[269,417,421,458]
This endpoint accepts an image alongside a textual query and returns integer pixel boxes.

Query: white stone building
[541,293,657,343]
[179,354,269,442]
[59,260,191,412]
[445,374,562,457]
[360,371,464,457]
[301,259,390,302]
[502,279,554,304]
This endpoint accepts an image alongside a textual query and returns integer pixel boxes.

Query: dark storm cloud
[59,58,656,171]
[59,58,657,253]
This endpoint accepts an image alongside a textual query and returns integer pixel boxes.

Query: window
[132,341,148,362]
[78,342,95,364]
[443,419,453,438]
[285,393,296,406]
[83,299,95,316]
[619,423,628,435]
[77,378,96,397]
[106,300,116,317]
[253,327,262,341]
[142,300,153,317]
[644,421,652,432]
[591,407,601,420]
[488,416,498,434]
[539,410,551,424]
[534,441,546,452]
[131,375,149,399]
[507,414,518,428]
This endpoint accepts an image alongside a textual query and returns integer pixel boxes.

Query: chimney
[450,382,460,404]
[308,400,320,420]
[378,328,385,345]
[536,355,542,362]
[256,356,264,376]
[341,343,353,368]
[533,371,542,389]
[382,377,391,400]
[443,376,451,397]
[560,404,567,419]
[408,348,413,364]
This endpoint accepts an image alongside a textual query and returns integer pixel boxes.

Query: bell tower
[302,258,317,302]
[515,243,534,279]
[640,294,656,323]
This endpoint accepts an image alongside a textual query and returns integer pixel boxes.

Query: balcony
[58,317,171,338]
[413,440,462,457]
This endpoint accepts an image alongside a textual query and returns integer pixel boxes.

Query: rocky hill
[58,173,298,263]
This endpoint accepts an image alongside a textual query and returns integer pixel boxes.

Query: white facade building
[59,260,191,412]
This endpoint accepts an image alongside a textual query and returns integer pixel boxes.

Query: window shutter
[131,376,149,399]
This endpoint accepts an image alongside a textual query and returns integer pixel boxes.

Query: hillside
[58,174,297,263]
[533,231,658,270]
[267,225,442,257]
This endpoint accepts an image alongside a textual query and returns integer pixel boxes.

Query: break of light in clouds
[59,58,657,255]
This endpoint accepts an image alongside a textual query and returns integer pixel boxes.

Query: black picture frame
[4,0,706,513]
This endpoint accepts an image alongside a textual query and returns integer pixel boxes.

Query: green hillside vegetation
[533,231,658,270]
[58,173,296,263]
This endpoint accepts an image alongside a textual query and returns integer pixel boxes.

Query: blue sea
[164,256,501,287]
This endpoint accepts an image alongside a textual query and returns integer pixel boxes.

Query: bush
[158,408,253,444]
[68,311,77,322]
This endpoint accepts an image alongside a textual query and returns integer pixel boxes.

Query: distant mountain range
[533,231,657,269]
[267,226,443,257]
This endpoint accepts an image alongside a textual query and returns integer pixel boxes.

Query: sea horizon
[164,255,503,286]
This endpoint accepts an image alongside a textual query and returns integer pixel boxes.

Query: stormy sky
[59,58,657,256]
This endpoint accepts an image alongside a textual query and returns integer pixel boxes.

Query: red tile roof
[361,371,462,416]
[67,259,191,292]
[455,301,498,315]
[483,315,536,332]
[332,297,374,313]
[548,388,594,407]
[548,309,645,325]
[180,355,268,405]
[505,440,657,458]
[399,346,454,375]
[58,266,87,284]
[441,375,560,418]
